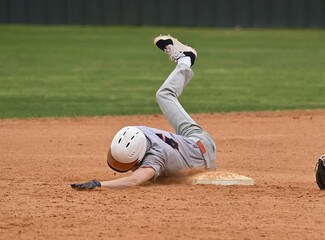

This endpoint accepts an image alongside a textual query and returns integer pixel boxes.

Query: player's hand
[70,179,101,190]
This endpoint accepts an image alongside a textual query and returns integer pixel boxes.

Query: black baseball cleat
[154,35,197,66]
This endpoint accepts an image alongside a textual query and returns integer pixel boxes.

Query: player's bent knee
[156,89,164,103]
[156,88,175,104]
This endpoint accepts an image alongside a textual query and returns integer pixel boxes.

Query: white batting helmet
[107,126,147,172]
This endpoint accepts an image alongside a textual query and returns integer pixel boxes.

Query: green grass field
[0,25,324,118]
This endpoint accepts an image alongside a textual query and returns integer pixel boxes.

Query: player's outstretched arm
[101,167,155,189]
[70,167,155,190]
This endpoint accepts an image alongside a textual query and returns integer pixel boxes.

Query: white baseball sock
[177,56,191,67]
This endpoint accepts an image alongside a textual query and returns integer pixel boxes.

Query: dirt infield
[1,110,325,240]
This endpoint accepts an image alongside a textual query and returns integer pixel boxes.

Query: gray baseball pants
[156,63,216,170]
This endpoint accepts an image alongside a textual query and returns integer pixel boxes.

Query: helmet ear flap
[107,148,137,173]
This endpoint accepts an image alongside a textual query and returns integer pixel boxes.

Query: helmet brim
[107,148,138,173]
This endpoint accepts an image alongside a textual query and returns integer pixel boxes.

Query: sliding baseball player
[71,35,216,190]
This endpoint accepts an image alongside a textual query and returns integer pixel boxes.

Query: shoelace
[164,45,184,62]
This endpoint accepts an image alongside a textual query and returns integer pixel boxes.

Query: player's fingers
[70,182,97,190]
[71,184,87,190]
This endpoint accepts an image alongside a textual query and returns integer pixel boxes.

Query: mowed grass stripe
[0,26,324,118]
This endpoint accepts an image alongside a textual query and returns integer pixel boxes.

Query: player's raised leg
[154,35,199,137]
[154,35,216,170]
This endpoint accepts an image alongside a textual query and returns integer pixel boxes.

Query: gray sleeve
[139,154,164,181]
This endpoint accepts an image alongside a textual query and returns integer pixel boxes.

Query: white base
[191,171,254,186]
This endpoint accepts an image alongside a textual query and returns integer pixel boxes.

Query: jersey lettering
[155,133,179,150]
[156,133,163,140]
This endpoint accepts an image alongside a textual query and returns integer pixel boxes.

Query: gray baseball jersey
[132,126,206,180]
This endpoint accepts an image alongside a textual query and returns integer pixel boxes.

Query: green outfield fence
[0,0,324,28]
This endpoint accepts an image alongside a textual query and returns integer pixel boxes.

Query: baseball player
[71,35,216,190]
